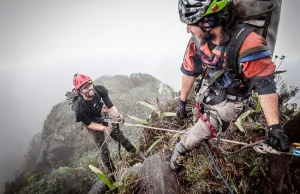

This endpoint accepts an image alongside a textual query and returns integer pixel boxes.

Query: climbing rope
[124,123,186,134]
[203,142,235,194]
[212,138,267,155]
[124,122,299,156]
[98,133,110,153]
[210,137,296,155]
[253,143,281,154]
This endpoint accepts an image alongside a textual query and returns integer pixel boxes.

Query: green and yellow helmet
[178,0,228,25]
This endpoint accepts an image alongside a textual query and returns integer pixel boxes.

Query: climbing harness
[195,102,217,138]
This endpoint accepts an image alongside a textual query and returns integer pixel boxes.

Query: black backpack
[65,88,103,122]
[65,89,79,112]
[191,0,277,80]
[191,25,273,85]
[226,0,279,78]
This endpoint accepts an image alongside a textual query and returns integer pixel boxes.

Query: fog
[0,0,299,192]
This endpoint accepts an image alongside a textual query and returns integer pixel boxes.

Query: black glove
[176,99,187,119]
[268,124,290,152]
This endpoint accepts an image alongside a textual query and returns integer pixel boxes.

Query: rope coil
[253,143,281,154]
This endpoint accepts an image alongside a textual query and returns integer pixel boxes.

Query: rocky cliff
[4,73,300,194]
[4,73,174,194]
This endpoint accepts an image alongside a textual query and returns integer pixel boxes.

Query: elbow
[250,74,277,95]
[87,122,104,131]
[86,122,96,131]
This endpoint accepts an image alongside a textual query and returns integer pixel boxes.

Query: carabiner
[292,142,300,147]
[293,147,300,156]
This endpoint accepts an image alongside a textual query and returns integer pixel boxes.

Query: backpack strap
[237,45,269,61]
[225,23,258,79]
[93,87,102,103]
[191,36,201,52]
[238,50,272,64]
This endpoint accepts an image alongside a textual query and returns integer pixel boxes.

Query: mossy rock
[20,167,96,194]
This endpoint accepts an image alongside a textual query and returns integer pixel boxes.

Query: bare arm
[181,74,196,101]
[259,93,279,125]
[86,122,106,131]
[108,106,120,118]
[260,93,289,152]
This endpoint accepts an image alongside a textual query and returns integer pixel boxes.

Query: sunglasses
[190,15,217,28]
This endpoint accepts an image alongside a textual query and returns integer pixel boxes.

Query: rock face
[141,154,182,194]
[89,153,183,194]
[19,167,95,194]
[4,74,174,194]
[264,154,300,194]
[263,115,300,194]
[36,73,173,169]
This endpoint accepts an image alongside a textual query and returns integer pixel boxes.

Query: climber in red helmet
[72,73,137,173]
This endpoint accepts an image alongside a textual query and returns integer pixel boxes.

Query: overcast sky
[0,0,299,191]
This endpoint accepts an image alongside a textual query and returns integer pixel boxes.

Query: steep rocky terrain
[4,73,173,194]
[4,73,300,194]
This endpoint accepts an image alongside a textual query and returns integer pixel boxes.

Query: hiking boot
[170,144,186,171]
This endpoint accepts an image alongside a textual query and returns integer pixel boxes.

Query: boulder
[89,153,183,194]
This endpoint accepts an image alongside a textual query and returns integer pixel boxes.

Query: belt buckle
[227,94,236,101]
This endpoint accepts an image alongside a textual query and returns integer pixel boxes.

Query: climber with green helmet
[171,0,288,171]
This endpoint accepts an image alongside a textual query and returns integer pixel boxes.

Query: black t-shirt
[74,85,113,126]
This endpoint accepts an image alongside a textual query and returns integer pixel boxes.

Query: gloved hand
[115,112,124,123]
[268,124,290,152]
[176,99,187,119]
[103,126,113,135]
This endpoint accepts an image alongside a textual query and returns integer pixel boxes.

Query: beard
[83,88,95,98]
[199,30,216,46]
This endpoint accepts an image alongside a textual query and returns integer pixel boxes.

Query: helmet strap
[204,30,212,41]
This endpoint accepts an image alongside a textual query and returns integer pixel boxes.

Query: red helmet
[73,73,92,90]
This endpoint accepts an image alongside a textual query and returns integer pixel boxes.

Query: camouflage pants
[90,125,136,173]
[176,99,244,153]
